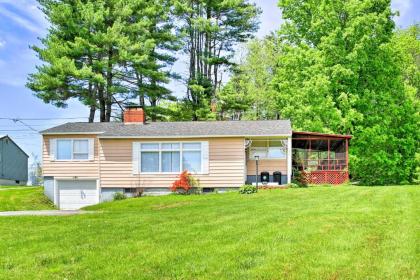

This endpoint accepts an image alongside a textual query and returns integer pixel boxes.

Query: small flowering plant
[170,170,200,194]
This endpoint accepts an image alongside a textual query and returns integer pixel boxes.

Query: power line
[0,130,40,132]
[0,117,87,121]
[0,117,83,132]
[10,119,38,132]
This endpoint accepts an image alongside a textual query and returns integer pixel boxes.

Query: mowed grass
[0,187,55,211]
[0,185,33,189]
[0,186,418,279]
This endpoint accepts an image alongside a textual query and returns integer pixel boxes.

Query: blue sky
[0,0,419,170]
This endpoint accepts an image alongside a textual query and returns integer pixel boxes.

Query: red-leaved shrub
[170,170,192,193]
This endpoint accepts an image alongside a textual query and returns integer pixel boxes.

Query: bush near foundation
[170,171,200,194]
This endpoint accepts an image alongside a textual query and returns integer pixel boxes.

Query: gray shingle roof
[40,120,292,138]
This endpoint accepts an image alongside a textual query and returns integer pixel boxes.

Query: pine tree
[28,0,177,122]
[176,0,261,120]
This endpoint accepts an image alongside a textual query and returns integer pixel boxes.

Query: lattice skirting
[301,171,349,185]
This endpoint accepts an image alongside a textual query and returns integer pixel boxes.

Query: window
[56,139,90,160]
[139,142,202,173]
[57,140,72,160]
[182,143,202,173]
[140,143,159,172]
[249,139,287,159]
[73,140,89,160]
[162,143,180,173]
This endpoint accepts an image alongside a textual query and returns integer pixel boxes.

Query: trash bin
[273,171,282,185]
[261,172,270,184]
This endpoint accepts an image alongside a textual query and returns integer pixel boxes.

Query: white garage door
[58,180,98,210]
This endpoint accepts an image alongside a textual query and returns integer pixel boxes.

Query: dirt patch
[152,201,191,210]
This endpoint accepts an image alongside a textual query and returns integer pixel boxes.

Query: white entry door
[58,180,98,210]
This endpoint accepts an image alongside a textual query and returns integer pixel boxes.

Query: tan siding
[246,159,287,175]
[42,135,99,179]
[99,137,246,188]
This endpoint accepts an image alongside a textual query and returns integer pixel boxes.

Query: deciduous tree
[272,0,419,184]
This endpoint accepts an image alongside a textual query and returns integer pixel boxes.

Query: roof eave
[1,135,30,157]
[293,131,352,139]
[41,131,105,135]
[98,134,292,139]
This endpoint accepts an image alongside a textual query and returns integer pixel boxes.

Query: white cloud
[0,0,48,35]
[0,8,43,34]
[0,38,5,48]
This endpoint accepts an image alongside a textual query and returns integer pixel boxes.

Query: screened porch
[292,132,351,185]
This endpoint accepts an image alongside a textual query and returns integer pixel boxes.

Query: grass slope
[0,186,418,279]
[0,187,55,211]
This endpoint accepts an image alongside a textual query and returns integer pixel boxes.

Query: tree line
[219,0,419,185]
[28,0,419,185]
[28,0,260,122]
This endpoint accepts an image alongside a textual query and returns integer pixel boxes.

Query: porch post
[327,139,330,170]
[345,138,349,168]
[287,136,292,184]
[345,138,349,181]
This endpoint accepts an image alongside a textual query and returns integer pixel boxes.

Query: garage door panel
[58,180,97,210]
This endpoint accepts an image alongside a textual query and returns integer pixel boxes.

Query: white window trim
[54,138,93,162]
[136,141,207,175]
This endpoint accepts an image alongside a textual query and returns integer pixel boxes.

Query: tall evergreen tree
[28,0,176,122]
[124,0,181,121]
[176,0,261,120]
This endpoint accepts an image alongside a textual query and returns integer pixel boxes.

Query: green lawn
[0,186,418,279]
[0,187,55,211]
[0,185,34,189]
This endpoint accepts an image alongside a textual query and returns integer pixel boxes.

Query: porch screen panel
[329,140,346,170]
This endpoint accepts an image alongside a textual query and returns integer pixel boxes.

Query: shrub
[170,171,200,195]
[286,183,300,188]
[292,169,308,188]
[113,192,127,201]
[239,185,257,194]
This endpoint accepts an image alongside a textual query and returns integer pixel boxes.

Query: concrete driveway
[0,210,94,216]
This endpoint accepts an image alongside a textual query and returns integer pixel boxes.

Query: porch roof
[293,131,352,139]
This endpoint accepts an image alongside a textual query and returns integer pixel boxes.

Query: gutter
[97,134,293,139]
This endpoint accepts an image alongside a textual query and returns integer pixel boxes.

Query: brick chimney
[123,105,145,123]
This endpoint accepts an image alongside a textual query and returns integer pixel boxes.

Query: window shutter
[49,139,56,160]
[201,141,209,174]
[88,139,95,160]
[132,142,140,174]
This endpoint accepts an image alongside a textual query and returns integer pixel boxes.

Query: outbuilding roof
[40,120,292,138]
[0,135,29,157]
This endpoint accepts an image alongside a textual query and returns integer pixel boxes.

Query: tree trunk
[105,102,112,122]
[105,47,113,122]
[88,105,96,123]
[98,85,106,122]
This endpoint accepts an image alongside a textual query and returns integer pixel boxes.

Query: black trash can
[273,171,282,185]
[261,172,270,184]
